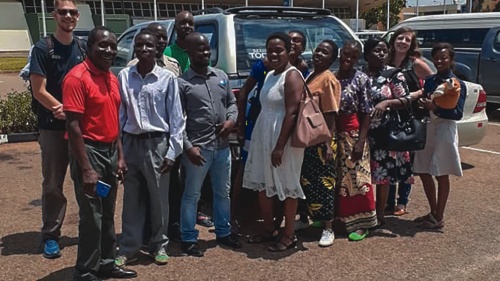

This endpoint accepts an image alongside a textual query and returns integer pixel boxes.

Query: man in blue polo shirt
[29,0,86,259]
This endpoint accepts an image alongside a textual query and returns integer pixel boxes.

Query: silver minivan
[112,6,362,89]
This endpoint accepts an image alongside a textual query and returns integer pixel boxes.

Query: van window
[494,31,500,52]
[114,31,136,67]
[415,28,489,48]
[195,23,218,67]
[234,17,354,74]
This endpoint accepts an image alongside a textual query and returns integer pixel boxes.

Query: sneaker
[115,255,127,268]
[294,219,310,231]
[114,255,138,268]
[318,229,335,247]
[43,239,61,259]
[154,247,169,265]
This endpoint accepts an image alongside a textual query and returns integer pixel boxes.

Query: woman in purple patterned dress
[335,41,377,241]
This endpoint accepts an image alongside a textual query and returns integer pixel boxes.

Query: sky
[406,0,467,6]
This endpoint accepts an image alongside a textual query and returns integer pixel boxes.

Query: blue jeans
[180,147,231,242]
[387,183,412,208]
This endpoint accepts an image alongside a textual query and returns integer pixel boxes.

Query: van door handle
[486,57,497,62]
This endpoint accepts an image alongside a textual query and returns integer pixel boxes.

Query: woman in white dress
[413,43,465,229]
[243,32,305,252]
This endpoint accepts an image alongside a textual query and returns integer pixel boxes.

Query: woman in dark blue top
[413,43,465,229]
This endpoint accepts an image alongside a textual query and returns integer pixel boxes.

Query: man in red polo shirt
[63,26,137,281]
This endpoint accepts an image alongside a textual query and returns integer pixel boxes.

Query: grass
[0,57,27,73]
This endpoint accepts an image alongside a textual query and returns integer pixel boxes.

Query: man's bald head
[174,11,194,41]
[145,22,168,56]
[186,32,210,68]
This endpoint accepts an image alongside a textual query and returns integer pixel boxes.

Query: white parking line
[489,122,500,127]
[462,147,500,155]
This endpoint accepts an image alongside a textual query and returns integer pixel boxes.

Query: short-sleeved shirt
[178,67,238,151]
[164,42,190,74]
[306,70,341,113]
[338,70,373,115]
[62,59,121,143]
[423,71,466,120]
[30,35,86,130]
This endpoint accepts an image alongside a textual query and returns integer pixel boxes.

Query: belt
[83,138,117,149]
[124,131,166,139]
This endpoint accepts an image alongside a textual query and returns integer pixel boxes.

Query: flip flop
[393,206,407,216]
[348,230,369,241]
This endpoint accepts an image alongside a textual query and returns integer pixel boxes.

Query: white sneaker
[294,219,310,231]
[318,229,335,247]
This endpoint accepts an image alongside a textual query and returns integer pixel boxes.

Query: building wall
[4,0,373,20]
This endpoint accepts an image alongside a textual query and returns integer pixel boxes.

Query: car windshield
[234,17,354,74]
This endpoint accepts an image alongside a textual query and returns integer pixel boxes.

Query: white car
[456,81,488,146]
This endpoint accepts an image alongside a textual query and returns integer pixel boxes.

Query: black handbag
[386,99,427,152]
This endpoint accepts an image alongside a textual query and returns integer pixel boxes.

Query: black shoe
[216,235,242,249]
[181,242,204,257]
[168,222,182,243]
[98,266,137,279]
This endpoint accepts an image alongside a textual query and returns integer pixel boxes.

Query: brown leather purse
[291,78,332,148]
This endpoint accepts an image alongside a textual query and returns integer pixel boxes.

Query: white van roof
[392,12,500,30]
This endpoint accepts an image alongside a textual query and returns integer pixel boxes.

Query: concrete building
[4,0,387,20]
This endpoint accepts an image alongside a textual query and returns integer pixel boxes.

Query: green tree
[362,0,406,30]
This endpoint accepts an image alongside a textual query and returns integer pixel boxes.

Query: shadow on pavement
[36,267,73,281]
[0,231,77,256]
[0,153,15,161]
[371,217,443,238]
[461,162,475,170]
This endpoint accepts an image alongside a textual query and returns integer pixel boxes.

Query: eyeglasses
[56,9,78,16]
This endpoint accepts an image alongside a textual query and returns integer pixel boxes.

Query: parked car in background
[112,6,361,88]
[385,13,492,146]
[355,30,385,43]
[111,19,175,75]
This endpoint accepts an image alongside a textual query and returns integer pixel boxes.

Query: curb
[0,132,39,144]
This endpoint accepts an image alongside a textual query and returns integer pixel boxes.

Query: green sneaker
[115,255,127,268]
[154,248,169,265]
[115,255,138,268]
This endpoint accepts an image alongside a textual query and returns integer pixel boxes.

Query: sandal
[247,230,278,244]
[393,205,407,216]
[348,229,369,241]
[413,213,433,223]
[417,214,444,229]
[267,235,297,252]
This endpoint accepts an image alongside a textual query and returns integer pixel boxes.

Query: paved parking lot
[0,73,27,98]
[1,110,500,280]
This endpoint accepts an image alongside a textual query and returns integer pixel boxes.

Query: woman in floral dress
[363,37,414,227]
[335,41,377,241]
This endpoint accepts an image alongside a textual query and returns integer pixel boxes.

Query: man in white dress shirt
[115,29,185,266]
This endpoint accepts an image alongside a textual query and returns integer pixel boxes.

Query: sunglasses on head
[56,9,78,16]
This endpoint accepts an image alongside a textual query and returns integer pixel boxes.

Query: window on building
[114,1,123,13]
[330,7,351,19]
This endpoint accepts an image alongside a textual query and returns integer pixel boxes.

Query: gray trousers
[70,143,118,280]
[38,129,69,242]
[118,133,170,257]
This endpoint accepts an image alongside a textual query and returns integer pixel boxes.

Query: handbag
[291,76,332,148]
[386,98,427,152]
